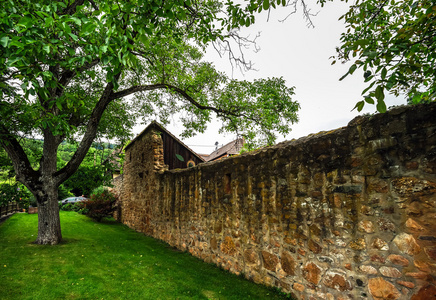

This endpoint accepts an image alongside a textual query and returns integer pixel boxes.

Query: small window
[187,160,195,168]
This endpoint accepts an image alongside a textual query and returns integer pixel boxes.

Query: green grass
[0,212,292,300]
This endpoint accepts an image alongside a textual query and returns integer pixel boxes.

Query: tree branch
[109,83,255,121]
[61,0,87,15]
[59,59,100,88]
[0,125,39,192]
[54,73,121,185]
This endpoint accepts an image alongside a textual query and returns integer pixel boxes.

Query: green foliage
[0,148,14,181]
[0,0,299,149]
[78,189,117,222]
[332,0,436,112]
[62,165,110,197]
[58,184,74,201]
[239,142,261,154]
[1,137,114,199]
[0,183,31,207]
[90,186,107,197]
[59,202,81,212]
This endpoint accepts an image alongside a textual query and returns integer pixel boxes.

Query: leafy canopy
[331,0,436,112]
[0,0,300,154]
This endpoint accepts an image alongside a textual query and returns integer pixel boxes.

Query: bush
[77,189,117,222]
[59,202,81,212]
[90,186,107,197]
[0,183,31,208]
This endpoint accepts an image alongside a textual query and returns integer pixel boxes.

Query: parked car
[58,196,88,205]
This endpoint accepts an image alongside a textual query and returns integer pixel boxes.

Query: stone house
[125,121,204,170]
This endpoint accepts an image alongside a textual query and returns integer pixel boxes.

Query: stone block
[308,239,322,254]
[379,266,402,278]
[261,251,279,272]
[220,236,237,256]
[411,284,436,300]
[358,220,375,233]
[281,251,296,276]
[425,246,436,261]
[387,254,409,267]
[293,282,305,292]
[243,249,259,265]
[349,238,366,250]
[302,262,322,285]
[323,270,352,292]
[393,233,421,255]
[359,265,378,275]
[368,277,401,300]
[372,238,389,250]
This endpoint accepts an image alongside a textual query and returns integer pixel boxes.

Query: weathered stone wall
[116,103,436,300]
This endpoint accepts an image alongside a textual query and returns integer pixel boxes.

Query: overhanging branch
[110,82,256,121]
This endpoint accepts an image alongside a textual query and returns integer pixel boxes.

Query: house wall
[116,103,436,300]
[160,130,203,169]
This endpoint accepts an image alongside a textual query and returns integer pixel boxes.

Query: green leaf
[175,154,184,162]
[339,72,349,81]
[364,96,374,104]
[5,56,20,67]
[45,17,54,27]
[0,36,10,47]
[381,67,387,80]
[376,100,387,113]
[353,100,365,112]
[68,33,78,41]
[43,44,50,53]
[364,70,371,79]
[17,16,33,30]
[69,17,82,26]
[375,85,385,101]
[263,0,269,10]
[82,23,97,35]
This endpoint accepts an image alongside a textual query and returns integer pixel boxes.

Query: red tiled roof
[204,138,244,161]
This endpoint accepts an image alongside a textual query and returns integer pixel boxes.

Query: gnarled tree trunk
[34,186,62,245]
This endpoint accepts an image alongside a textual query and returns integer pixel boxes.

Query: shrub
[0,183,31,208]
[90,186,107,197]
[59,203,81,212]
[77,189,117,222]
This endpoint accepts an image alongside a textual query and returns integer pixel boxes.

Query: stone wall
[116,103,436,300]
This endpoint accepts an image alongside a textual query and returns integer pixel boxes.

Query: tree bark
[34,188,62,245]
[33,130,63,245]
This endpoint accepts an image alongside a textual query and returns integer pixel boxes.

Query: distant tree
[0,0,300,244]
[63,165,110,197]
[0,147,15,181]
[329,0,436,112]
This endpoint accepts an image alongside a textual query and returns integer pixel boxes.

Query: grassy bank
[0,212,292,300]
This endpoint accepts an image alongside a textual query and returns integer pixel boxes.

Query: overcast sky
[134,1,406,154]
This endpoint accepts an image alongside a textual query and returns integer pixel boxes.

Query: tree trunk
[34,187,62,245]
[34,132,63,245]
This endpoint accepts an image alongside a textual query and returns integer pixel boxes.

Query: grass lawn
[0,212,293,300]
